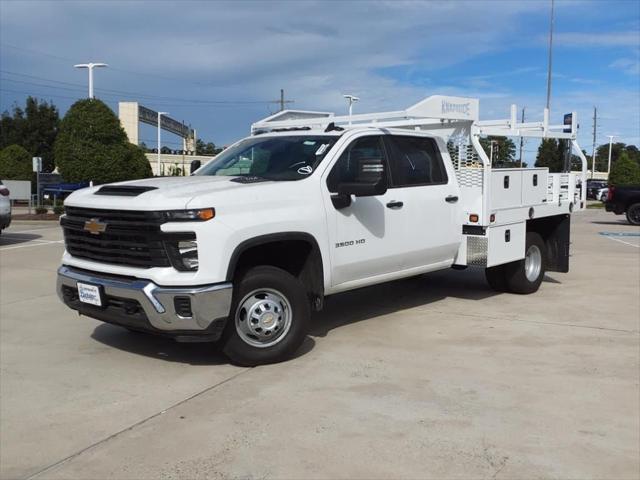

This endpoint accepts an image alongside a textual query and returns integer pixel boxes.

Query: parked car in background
[597,187,609,202]
[0,180,11,233]
[586,179,607,199]
[605,185,640,225]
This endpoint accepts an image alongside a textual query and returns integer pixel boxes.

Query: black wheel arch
[226,232,325,308]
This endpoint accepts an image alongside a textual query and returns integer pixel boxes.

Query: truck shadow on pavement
[590,220,636,226]
[0,233,42,246]
[311,268,500,338]
[90,267,556,364]
[90,325,230,365]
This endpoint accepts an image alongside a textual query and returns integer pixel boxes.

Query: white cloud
[553,31,640,47]
[609,57,640,75]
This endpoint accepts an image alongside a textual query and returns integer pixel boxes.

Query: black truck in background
[605,185,640,225]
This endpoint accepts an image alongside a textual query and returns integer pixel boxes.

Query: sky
[0,0,639,165]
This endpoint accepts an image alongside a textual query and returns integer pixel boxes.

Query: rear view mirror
[190,160,201,174]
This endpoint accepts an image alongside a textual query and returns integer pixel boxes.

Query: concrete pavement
[1,210,638,479]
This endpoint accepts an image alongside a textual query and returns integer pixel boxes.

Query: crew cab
[57,96,589,365]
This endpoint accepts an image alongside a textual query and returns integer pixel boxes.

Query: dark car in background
[586,179,608,199]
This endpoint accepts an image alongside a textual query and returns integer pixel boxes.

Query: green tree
[608,152,640,186]
[594,142,640,172]
[535,139,564,172]
[0,144,35,182]
[478,136,518,167]
[0,97,59,172]
[196,138,219,156]
[54,99,152,184]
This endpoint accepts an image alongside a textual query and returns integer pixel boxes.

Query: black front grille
[61,207,192,269]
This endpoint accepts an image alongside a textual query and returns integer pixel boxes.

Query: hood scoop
[95,185,158,196]
[230,176,270,184]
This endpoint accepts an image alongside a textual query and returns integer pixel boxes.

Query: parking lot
[1,208,638,479]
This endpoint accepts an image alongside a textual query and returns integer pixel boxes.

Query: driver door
[324,134,409,287]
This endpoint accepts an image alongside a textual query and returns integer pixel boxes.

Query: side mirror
[332,156,387,209]
[190,160,201,174]
[338,156,387,197]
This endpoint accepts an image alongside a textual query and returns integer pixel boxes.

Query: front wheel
[626,203,640,226]
[222,266,310,366]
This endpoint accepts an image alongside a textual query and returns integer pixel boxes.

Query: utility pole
[518,107,525,167]
[607,135,616,176]
[545,0,555,111]
[272,89,294,112]
[74,62,108,99]
[591,106,597,179]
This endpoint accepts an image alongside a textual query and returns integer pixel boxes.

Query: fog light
[178,240,199,271]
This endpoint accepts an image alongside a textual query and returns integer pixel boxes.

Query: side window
[327,136,386,193]
[386,136,448,187]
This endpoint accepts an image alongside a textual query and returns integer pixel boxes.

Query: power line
[1,69,283,105]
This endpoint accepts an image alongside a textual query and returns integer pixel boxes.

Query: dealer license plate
[77,282,102,307]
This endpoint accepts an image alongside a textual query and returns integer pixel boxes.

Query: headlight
[164,208,215,222]
[178,240,199,271]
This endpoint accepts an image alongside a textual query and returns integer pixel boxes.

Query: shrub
[35,206,48,214]
[53,205,64,215]
[54,99,152,184]
[608,152,640,186]
[0,144,34,182]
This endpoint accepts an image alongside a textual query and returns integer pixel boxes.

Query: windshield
[194,135,338,181]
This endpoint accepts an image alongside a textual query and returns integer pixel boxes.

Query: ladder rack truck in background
[57,95,589,365]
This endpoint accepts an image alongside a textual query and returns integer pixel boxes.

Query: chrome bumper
[57,265,232,332]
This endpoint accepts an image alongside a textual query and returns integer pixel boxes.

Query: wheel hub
[524,244,542,282]
[235,289,292,348]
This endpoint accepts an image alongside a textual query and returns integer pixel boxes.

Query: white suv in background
[0,180,11,233]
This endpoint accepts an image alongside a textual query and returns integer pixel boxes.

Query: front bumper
[57,265,233,342]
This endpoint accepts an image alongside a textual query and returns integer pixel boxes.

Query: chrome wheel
[524,244,542,282]
[235,288,292,348]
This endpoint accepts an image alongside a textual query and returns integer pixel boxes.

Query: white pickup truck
[57,95,589,365]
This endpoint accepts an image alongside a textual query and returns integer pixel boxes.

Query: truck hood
[64,176,276,210]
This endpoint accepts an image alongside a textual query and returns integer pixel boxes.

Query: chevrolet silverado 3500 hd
[57,96,589,365]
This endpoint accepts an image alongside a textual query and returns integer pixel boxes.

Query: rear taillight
[607,186,614,202]
[0,188,9,196]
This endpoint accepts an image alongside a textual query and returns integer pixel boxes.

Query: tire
[485,264,508,292]
[503,232,546,294]
[222,265,310,366]
[626,203,640,226]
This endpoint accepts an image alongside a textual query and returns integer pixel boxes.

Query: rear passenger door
[383,134,461,268]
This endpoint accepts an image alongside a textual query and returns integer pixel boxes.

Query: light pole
[607,135,616,176]
[545,0,555,111]
[74,62,108,98]
[157,112,169,176]
[343,94,360,125]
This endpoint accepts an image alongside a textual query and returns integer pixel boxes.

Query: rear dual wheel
[485,232,546,294]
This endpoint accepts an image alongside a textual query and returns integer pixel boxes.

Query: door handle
[445,195,459,203]
[386,200,404,209]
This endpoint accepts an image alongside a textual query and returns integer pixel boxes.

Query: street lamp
[74,62,108,99]
[607,135,616,176]
[157,112,169,176]
[343,94,360,125]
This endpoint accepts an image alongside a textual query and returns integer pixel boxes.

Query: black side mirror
[190,160,201,174]
[332,156,388,209]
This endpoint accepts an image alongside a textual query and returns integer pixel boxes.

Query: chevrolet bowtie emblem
[84,218,107,235]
